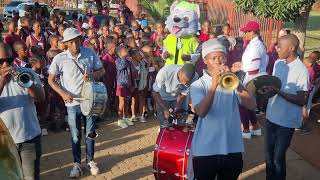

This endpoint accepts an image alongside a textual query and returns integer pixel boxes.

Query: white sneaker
[87,161,100,176]
[140,116,146,123]
[318,120,320,123]
[242,132,252,139]
[124,118,134,126]
[118,119,128,129]
[69,163,82,178]
[251,129,262,136]
[130,115,138,122]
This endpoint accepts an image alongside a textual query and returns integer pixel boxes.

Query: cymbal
[245,75,282,99]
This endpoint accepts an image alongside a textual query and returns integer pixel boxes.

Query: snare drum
[80,81,108,116]
[153,126,194,180]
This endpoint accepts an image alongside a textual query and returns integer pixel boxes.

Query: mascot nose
[173,17,181,23]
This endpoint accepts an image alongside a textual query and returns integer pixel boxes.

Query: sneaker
[124,118,134,126]
[140,116,147,123]
[130,115,138,122]
[143,111,149,118]
[87,161,100,176]
[318,120,320,123]
[251,129,262,136]
[300,123,311,135]
[242,132,252,139]
[69,163,82,178]
[255,108,264,116]
[118,119,128,129]
[41,129,48,136]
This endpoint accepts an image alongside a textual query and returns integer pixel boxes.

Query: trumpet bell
[220,73,239,91]
[0,119,24,180]
[17,72,34,88]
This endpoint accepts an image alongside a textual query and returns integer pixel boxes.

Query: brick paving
[40,117,320,180]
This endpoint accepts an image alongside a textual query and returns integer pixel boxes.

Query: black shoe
[300,126,311,135]
[143,111,149,117]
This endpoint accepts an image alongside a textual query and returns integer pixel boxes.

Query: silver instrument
[79,81,108,116]
[12,69,35,88]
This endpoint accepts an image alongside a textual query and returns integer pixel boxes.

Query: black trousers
[193,153,243,180]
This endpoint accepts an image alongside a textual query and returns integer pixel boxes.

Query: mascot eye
[184,16,189,21]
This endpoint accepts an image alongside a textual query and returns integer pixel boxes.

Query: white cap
[202,39,226,58]
[81,23,90,30]
[61,28,81,43]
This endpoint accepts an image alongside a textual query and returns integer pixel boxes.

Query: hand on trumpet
[208,64,230,86]
[0,62,12,86]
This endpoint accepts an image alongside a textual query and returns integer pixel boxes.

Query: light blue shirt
[190,70,244,156]
[266,58,309,128]
[49,47,103,106]
[153,65,197,101]
[0,67,42,143]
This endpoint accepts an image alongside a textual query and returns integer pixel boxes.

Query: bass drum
[0,119,23,180]
[80,81,108,116]
[153,126,194,180]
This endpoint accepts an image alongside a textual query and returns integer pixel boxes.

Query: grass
[283,11,320,55]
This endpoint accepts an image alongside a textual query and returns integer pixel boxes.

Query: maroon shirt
[28,34,46,49]
[3,33,22,47]
[102,53,117,89]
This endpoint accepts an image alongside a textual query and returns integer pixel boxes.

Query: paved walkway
[40,117,320,180]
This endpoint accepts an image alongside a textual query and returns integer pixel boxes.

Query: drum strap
[71,58,85,75]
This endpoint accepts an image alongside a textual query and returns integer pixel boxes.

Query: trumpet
[11,69,35,88]
[220,72,239,91]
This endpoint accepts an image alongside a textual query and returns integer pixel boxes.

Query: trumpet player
[189,39,256,180]
[0,43,45,180]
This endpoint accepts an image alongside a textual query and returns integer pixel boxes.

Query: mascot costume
[162,1,200,65]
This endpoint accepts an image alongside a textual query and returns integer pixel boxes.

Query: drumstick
[73,98,90,101]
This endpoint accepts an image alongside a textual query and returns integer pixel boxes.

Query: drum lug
[177,149,183,153]
[153,169,157,173]
[161,146,166,150]
[154,144,159,150]
[160,170,166,174]
[174,173,180,177]
[186,149,190,155]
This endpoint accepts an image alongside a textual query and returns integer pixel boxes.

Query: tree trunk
[94,0,103,14]
[293,4,312,58]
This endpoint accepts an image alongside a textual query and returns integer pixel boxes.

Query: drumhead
[80,82,94,116]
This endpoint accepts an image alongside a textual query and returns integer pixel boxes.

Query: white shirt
[242,37,269,73]
[49,47,103,106]
[152,65,198,101]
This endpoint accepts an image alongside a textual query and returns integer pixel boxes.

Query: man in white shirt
[152,64,197,127]
[48,28,105,178]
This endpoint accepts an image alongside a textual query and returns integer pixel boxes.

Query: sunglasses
[0,57,14,65]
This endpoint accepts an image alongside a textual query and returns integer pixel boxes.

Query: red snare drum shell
[153,126,194,180]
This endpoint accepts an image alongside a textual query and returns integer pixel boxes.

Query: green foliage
[139,0,174,21]
[233,0,316,21]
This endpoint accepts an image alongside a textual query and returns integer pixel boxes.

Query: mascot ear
[170,0,180,12]
[195,4,200,19]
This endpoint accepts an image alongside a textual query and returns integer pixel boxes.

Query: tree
[139,0,174,22]
[233,0,316,55]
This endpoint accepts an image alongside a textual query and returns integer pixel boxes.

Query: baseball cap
[240,21,260,32]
